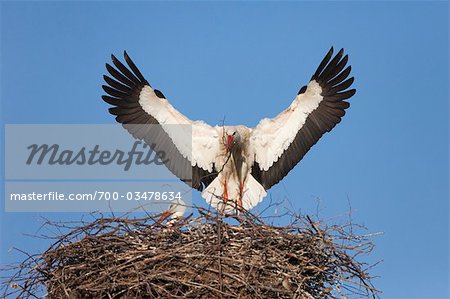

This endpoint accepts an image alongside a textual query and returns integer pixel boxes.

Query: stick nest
[2,209,379,298]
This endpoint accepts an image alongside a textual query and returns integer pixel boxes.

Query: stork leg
[223,179,228,204]
[218,179,229,213]
[237,181,244,213]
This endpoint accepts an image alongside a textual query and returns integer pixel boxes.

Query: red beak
[226,134,234,151]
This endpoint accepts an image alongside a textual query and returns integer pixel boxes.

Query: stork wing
[102,52,220,191]
[250,47,355,190]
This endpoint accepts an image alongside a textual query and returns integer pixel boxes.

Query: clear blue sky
[1,1,448,298]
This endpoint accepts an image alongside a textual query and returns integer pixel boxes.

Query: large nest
[2,209,379,298]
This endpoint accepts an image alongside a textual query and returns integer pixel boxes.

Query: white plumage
[102,47,356,215]
[250,80,323,171]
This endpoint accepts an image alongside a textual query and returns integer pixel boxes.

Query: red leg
[237,182,244,212]
[223,179,228,204]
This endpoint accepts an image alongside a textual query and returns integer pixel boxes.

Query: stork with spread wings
[102,47,355,214]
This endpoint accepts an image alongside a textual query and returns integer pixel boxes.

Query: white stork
[102,47,355,215]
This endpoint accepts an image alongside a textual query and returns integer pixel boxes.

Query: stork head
[226,128,242,152]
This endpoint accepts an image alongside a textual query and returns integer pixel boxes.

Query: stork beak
[226,134,234,151]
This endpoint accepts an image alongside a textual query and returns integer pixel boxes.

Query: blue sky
[1,1,449,298]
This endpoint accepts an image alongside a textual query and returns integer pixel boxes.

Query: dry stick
[216,220,224,297]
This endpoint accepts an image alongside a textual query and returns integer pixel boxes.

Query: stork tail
[202,175,267,212]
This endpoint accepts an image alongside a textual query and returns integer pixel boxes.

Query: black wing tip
[307,47,355,98]
[102,74,114,84]
[310,47,355,99]
[311,46,335,81]
[101,95,114,104]
[328,46,334,55]
[348,88,356,97]
[332,47,345,55]
[102,52,144,106]
[108,107,119,115]
[313,47,349,77]
[110,53,118,63]
[123,50,131,62]
[110,51,129,62]
[122,50,149,86]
